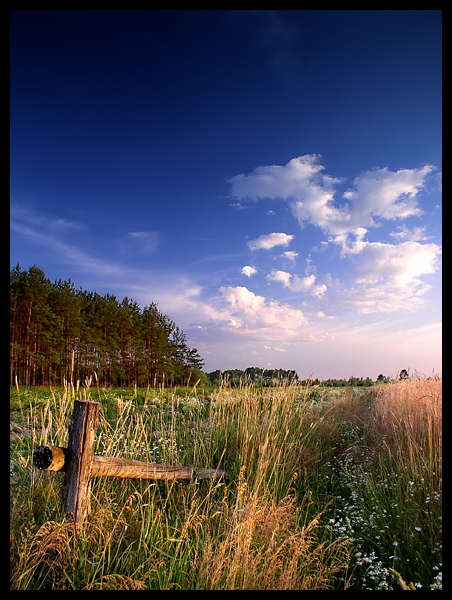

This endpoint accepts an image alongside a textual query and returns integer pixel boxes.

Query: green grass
[10,378,442,590]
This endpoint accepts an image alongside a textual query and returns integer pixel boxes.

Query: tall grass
[10,377,441,590]
[318,379,442,590]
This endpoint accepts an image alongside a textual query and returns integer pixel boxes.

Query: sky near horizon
[10,10,442,380]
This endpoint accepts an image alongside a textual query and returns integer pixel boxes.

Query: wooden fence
[33,399,227,524]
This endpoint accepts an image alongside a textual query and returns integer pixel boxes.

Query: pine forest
[10,264,205,387]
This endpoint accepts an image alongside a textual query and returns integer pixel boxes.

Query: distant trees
[377,373,390,383]
[206,367,299,387]
[10,264,204,387]
[205,370,382,388]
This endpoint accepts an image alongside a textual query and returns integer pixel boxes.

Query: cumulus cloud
[289,273,317,292]
[329,227,368,256]
[219,285,309,338]
[266,269,292,287]
[229,154,437,241]
[342,165,433,224]
[350,240,441,289]
[247,232,294,251]
[327,239,442,314]
[311,283,328,298]
[266,270,327,297]
[241,265,257,277]
[229,154,335,200]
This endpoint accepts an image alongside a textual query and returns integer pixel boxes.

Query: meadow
[10,377,442,590]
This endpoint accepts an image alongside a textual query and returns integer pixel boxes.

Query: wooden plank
[91,456,194,480]
[34,446,228,481]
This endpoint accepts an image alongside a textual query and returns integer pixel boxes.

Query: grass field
[10,377,442,590]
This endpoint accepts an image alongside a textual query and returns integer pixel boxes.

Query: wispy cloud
[11,204,88,237]
[389,225,429,242]
[280,250,298,262]
[123,231,160,254]
[10,204,122,276]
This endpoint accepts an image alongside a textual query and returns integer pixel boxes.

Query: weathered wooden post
[33,399,227,524]
[63,399,99,523]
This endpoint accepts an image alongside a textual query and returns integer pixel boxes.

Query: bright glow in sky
[10,10,442,380]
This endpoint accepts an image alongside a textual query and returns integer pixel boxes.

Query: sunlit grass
[321,378,442,590]
[10,377,441,589]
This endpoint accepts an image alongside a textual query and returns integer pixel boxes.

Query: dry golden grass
[367,378,442,471]
[197,484,353,590]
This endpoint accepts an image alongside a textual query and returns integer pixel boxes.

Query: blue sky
[10,10,442,380]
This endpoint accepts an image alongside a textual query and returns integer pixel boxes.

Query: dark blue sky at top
[11,10,441,217]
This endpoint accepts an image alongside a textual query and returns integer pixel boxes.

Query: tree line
[10,264,205,387]
[204,369,381,388]
[206,367,300,387]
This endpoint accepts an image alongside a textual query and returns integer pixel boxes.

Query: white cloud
[247,232,294,251]
[338,285,430,314]
[280,250,298,262]
[266,269,292,287]
[219,285,309,338]
[389,225,428,242]
[313,311,332,319]
[350,240,441,288]
[343,165,434,223]
[289,273,316,292]
[230,154,349,233]
[241,265,257,277]
[229,154,335,199]
[263,345,286,353]
[315,239,442,314]
[329,227,368,256]
[229,154,437,242]
[266,270,327,297]
[312,283,328,298]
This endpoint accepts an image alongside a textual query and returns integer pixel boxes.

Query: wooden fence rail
[33,399,227,524]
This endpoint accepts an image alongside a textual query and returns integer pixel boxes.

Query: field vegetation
[10,376,441,590]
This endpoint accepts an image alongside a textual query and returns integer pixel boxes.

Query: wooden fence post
[62,399,100,524]
[33,399,228,525]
